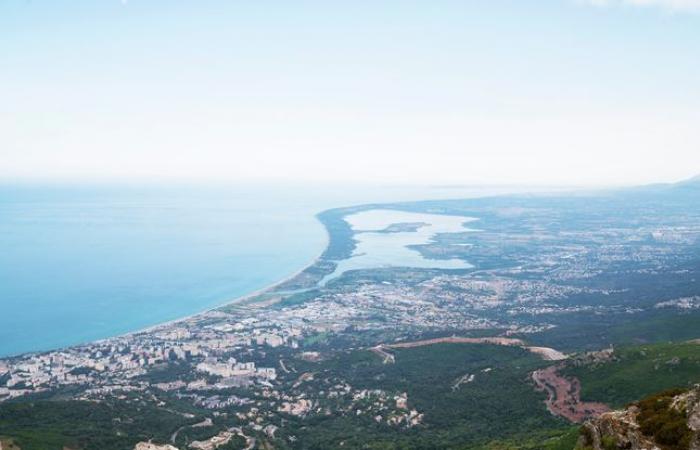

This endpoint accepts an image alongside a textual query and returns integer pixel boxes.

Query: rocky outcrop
[134,442,179,450]
[577,385,700,450]
[683,388,700,449]
[578,406,660,450]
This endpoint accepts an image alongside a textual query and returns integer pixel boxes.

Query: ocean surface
[0,183,528,357]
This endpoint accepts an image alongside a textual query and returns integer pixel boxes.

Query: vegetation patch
[636,388,693,450]
[283,343,569,449]
[0,400,199,450]
[561,342,700,407]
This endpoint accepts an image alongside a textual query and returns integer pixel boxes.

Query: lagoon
[321,209,476,284]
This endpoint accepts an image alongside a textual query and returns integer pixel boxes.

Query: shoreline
[1,203,484,359]
[124,240,331,338]
[0,213,334,360]
[116,215,334,339]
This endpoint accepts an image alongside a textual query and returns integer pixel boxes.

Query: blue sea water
[0,183,523,357]
[0,184,334,357]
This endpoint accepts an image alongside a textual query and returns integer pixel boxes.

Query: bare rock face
[578,407,660,450]
[577,385,700,450]
[134,442,179,450]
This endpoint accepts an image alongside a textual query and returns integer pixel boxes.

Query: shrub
[636,388,692,450]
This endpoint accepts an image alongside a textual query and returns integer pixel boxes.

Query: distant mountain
[644,175,700,190]
[617,175,700,204]
[659,175,700,198]
[676,174,700,187]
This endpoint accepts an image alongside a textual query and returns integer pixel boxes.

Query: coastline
[0,211,335,360]
[2,202,483,359]
[121,217,333,338]
[123,244,328,338]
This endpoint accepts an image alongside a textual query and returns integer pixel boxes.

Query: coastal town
[2,191,700,449]
[0,268,650,405]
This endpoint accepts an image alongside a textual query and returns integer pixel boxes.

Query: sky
[1,0,699,186]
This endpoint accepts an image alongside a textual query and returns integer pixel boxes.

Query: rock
[577,385,700,450]
[578,407,659,450]
[134,442,179,450]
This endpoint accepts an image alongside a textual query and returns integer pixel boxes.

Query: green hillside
[563,342,700,408]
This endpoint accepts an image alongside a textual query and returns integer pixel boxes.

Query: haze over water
[0,183,529,357]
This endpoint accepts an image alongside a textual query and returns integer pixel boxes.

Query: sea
[0,183,525,358]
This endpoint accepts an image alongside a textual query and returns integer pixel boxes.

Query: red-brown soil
[532,365,610,423]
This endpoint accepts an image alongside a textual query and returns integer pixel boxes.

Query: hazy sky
[2,0,699,186]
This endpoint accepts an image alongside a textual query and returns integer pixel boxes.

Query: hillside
[576,385,700,450]
[561,342,700,408]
